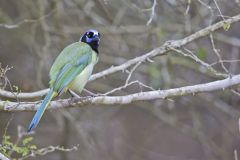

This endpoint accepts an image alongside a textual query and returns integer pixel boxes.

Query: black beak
[92,36,100,41]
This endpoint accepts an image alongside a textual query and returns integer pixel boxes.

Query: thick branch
[1,74,240,112]
[1,13,240,100]
[0,88,49,99]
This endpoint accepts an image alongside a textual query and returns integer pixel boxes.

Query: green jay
[27,29,101,132]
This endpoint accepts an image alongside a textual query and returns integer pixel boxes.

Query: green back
[49,42,92,90]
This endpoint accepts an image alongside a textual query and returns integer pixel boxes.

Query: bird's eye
[87,32,94,38]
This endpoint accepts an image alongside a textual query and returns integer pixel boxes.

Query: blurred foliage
[223,22,231,31]
[196,47,207,61]
[148,63,162,89]
[0,134,37,159]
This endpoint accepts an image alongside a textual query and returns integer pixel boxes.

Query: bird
[27,29,101,132]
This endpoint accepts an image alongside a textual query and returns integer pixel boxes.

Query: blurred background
[0,0,240,159]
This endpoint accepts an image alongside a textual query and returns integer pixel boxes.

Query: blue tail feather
[27,89,55,132]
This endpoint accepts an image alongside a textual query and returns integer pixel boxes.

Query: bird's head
[80,29,101,54]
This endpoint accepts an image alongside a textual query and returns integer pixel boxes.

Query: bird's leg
[83,89,98,98]
[68,90,81,98]
[68,89,95,105]
[68,89,97,104]
[68,89,93,99]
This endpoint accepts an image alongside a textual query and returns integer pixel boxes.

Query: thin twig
[213,0,225,21]
[146,0,157,26]
[210,59,240,66]
[0,9,55,29]
[170,47,228,77]
[210,34,230,74]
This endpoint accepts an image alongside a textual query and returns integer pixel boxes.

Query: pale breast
[69,52,98,94]
[69,63,94,94]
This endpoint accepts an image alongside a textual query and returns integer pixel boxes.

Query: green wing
[49,42,92,94]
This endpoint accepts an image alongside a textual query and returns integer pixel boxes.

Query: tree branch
[1,74,240,112]
[0,152,10,160]
[1,13,240,100]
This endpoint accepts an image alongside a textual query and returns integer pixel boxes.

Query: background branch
[0,14,240,99]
